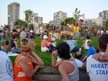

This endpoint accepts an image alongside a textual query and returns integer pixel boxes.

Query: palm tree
[24,9,33,29]
[24,9,33,23]
[73,8,83,22]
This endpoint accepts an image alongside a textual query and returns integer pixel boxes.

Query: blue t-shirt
[10,40,15,48]
[87,46,96,57]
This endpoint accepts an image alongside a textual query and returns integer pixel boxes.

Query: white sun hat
[43,35,48,39]
[51,37,56,41]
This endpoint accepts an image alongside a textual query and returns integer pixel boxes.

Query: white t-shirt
[83,39,90,49]
[87,55,108,81]
[0,51,13,81]
[75,59,83,68]
[20,31,27,39]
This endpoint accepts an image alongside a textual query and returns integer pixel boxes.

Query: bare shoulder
[59,61,75,71]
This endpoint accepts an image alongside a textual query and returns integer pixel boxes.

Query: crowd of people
[0,24,108,81]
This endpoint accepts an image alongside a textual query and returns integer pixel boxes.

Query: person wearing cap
[82,40,96,62]
[14,47,43,81]
[41,35,49,52]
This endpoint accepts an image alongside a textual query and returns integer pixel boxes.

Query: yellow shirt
[73,26,80,33]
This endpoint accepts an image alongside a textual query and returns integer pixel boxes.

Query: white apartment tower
[99,10,108,27]
[8,2,20,27]
[54,11,67,26]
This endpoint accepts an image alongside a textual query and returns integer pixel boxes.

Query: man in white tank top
[0,51,13,81]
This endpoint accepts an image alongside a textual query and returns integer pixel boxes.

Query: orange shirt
[14,54,33,81]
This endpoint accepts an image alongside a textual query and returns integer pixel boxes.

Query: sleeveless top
[0,51,13,81]
[62,61,79,81]
[14,54,33,81]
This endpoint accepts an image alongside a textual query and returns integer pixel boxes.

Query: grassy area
[9,36,98,66]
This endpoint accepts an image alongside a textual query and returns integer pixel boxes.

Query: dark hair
[5,40,9,45]
[75,54,82,60]
[99,33,108,52]
[56,42,71,60]
[86,35,90,39]
[12,35,17,39]
[22,39,28,42]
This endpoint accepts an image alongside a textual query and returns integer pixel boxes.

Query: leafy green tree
[14,19,27,28]
[61,17,75,26]
[24,9,33,23]
[29,23,34,29]
[105,19,108,29]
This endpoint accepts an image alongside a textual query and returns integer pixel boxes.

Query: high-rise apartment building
[31,13,43,27]
[53,11,67,26]
[99,10,108,27]
[8,2,20,27]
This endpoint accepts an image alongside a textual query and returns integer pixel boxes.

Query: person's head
[21,39,28,46]
[21,46,32,56]
[4,40,10,51]
[86,35,90,39]
[99,33,108,52]
[21,39,29,48]
[87,41,92,47]
[56,42,71,60]
[74,22,78,26]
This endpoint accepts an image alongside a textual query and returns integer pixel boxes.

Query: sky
[0,0,108,25]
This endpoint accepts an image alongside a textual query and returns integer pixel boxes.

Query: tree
[24,9,33,23]
[73,8,83,21]
[61,17,75,26]
[105,19,108,29]
[14,19,27,28]
[29,23,34,29]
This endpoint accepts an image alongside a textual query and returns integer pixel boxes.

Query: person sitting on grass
[82,35,91,50]
[65,36,82,58]
[41,35,49,52]
[14,47,44,81]
[10,35,21,54]
[48,36,56,53]
[82,40,96,62]
[86,33,108,81]
[21,38,44,67]
[28,35,36,50]
[52,42,79,81]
